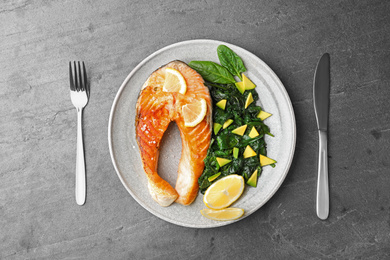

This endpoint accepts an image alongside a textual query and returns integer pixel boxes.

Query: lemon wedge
[203,174,244,210]
[200,208,244,221]
[163,67,187,94]
[182,98,207,127]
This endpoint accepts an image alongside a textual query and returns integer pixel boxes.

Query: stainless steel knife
[313,53,330,220]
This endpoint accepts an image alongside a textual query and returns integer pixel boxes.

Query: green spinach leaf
[217,45,246,80]
[188,61,235,84]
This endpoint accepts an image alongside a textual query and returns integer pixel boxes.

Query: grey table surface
[1,0,390,259]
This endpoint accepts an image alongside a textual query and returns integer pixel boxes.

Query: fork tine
[73,61,79,91]
[69,61,75,91]
[77,61,83,91]
[82,62,88,94]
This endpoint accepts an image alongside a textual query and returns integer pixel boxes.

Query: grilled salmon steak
[135,60,212,206]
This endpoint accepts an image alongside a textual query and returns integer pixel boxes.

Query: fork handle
[316,130,329,219]
[76,107,86,205]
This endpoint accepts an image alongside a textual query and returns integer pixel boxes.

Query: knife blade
[313,53,330,220]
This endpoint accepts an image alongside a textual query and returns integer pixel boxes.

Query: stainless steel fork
[69,61,89,206]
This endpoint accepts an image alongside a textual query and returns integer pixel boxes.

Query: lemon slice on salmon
[163,67,187,94]
[200,208,244,221]
[203,174,244,210]
[182,98,207,127]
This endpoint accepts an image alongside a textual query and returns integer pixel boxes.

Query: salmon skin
[135,60,212,206]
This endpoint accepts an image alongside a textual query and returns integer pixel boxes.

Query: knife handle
[316,130,329,220]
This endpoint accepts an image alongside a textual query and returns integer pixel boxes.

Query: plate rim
[108,39,296,228]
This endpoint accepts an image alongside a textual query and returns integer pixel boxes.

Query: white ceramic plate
[108,39,296,228]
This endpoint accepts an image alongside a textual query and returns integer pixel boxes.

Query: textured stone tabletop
[1,0,390,259]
